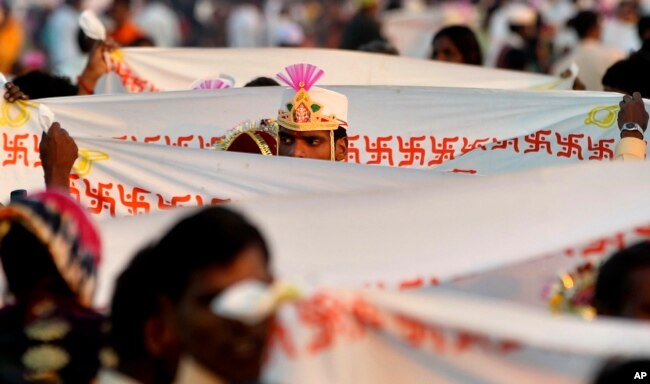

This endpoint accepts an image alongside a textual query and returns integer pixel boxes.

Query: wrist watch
[620,122,644,135]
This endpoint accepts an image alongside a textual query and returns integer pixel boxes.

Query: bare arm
[77,40,118,95]
[40,123,79,191]
[618,92,648,140]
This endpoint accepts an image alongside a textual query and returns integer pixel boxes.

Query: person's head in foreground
[0,190,101,307]
[152,206,273,383]
[602,55,650,98]
[431,25,483,65]
[276,63,348,161]
[0,190,105,383]
[592,358,650,383]
[593,241,650,321]
[109,246,182,384]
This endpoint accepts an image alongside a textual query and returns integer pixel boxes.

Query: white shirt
[136,2,181,47]
[603,18,642,54]
[42,5,81,74]
[539,0,576,30]
[272,16,304,46]
[226,4,266,48]
[552,39,625,91]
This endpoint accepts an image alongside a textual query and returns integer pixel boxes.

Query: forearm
[44,168,71,191]
[77,70,98,95]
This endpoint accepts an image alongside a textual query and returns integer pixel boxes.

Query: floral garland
[544,260,599,320]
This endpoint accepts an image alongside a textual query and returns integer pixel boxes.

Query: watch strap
[621,122,644,135]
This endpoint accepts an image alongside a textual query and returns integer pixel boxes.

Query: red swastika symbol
[455,331,490,353]
[365,136,394,165]
[524,130,552,154]
[32,134,42,168]
[587,137,615,160]
[428,136,459,166]
[298,294,362,354]
[83,179,116,216]
[347,135,361,163]
[198,136,221,149]
[163,136,195,147]
[2,133,30,166]
[69,175,82,202]
[397,136,426,166]
[113,135,137,142]
[394,315,428,347]
[156,194,192,210]
[491,138,520,153]
[556,133,584,160]
[117,185,151,215]
[461,137,491,154]
[351,297,384,329]
[177,135,195,147]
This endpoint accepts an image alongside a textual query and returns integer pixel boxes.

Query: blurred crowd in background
[0,0,649,88]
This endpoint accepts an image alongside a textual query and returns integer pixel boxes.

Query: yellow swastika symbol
[73,149,110,177]
[0,100,33,128]
[584,105,620,129]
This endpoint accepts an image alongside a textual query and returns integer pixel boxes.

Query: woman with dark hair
[431,25,483,65]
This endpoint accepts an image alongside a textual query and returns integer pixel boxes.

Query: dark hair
[639,15,650,41]
[640,39,650,56]
[77,27,97,53]
[567,11,599,40]
[129,36,155,47]
[593,359,650,384]
[334,126,347,141]
[109,246,163,365]
[154,207,269,302]
[358,39,399,55]
[0,222,72,300]
[602,56,650,98]
[244,77,280,87]
[385,0,401,11]
[432,25,483,65]
[593,241,650,316]
[11,70,78,99]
